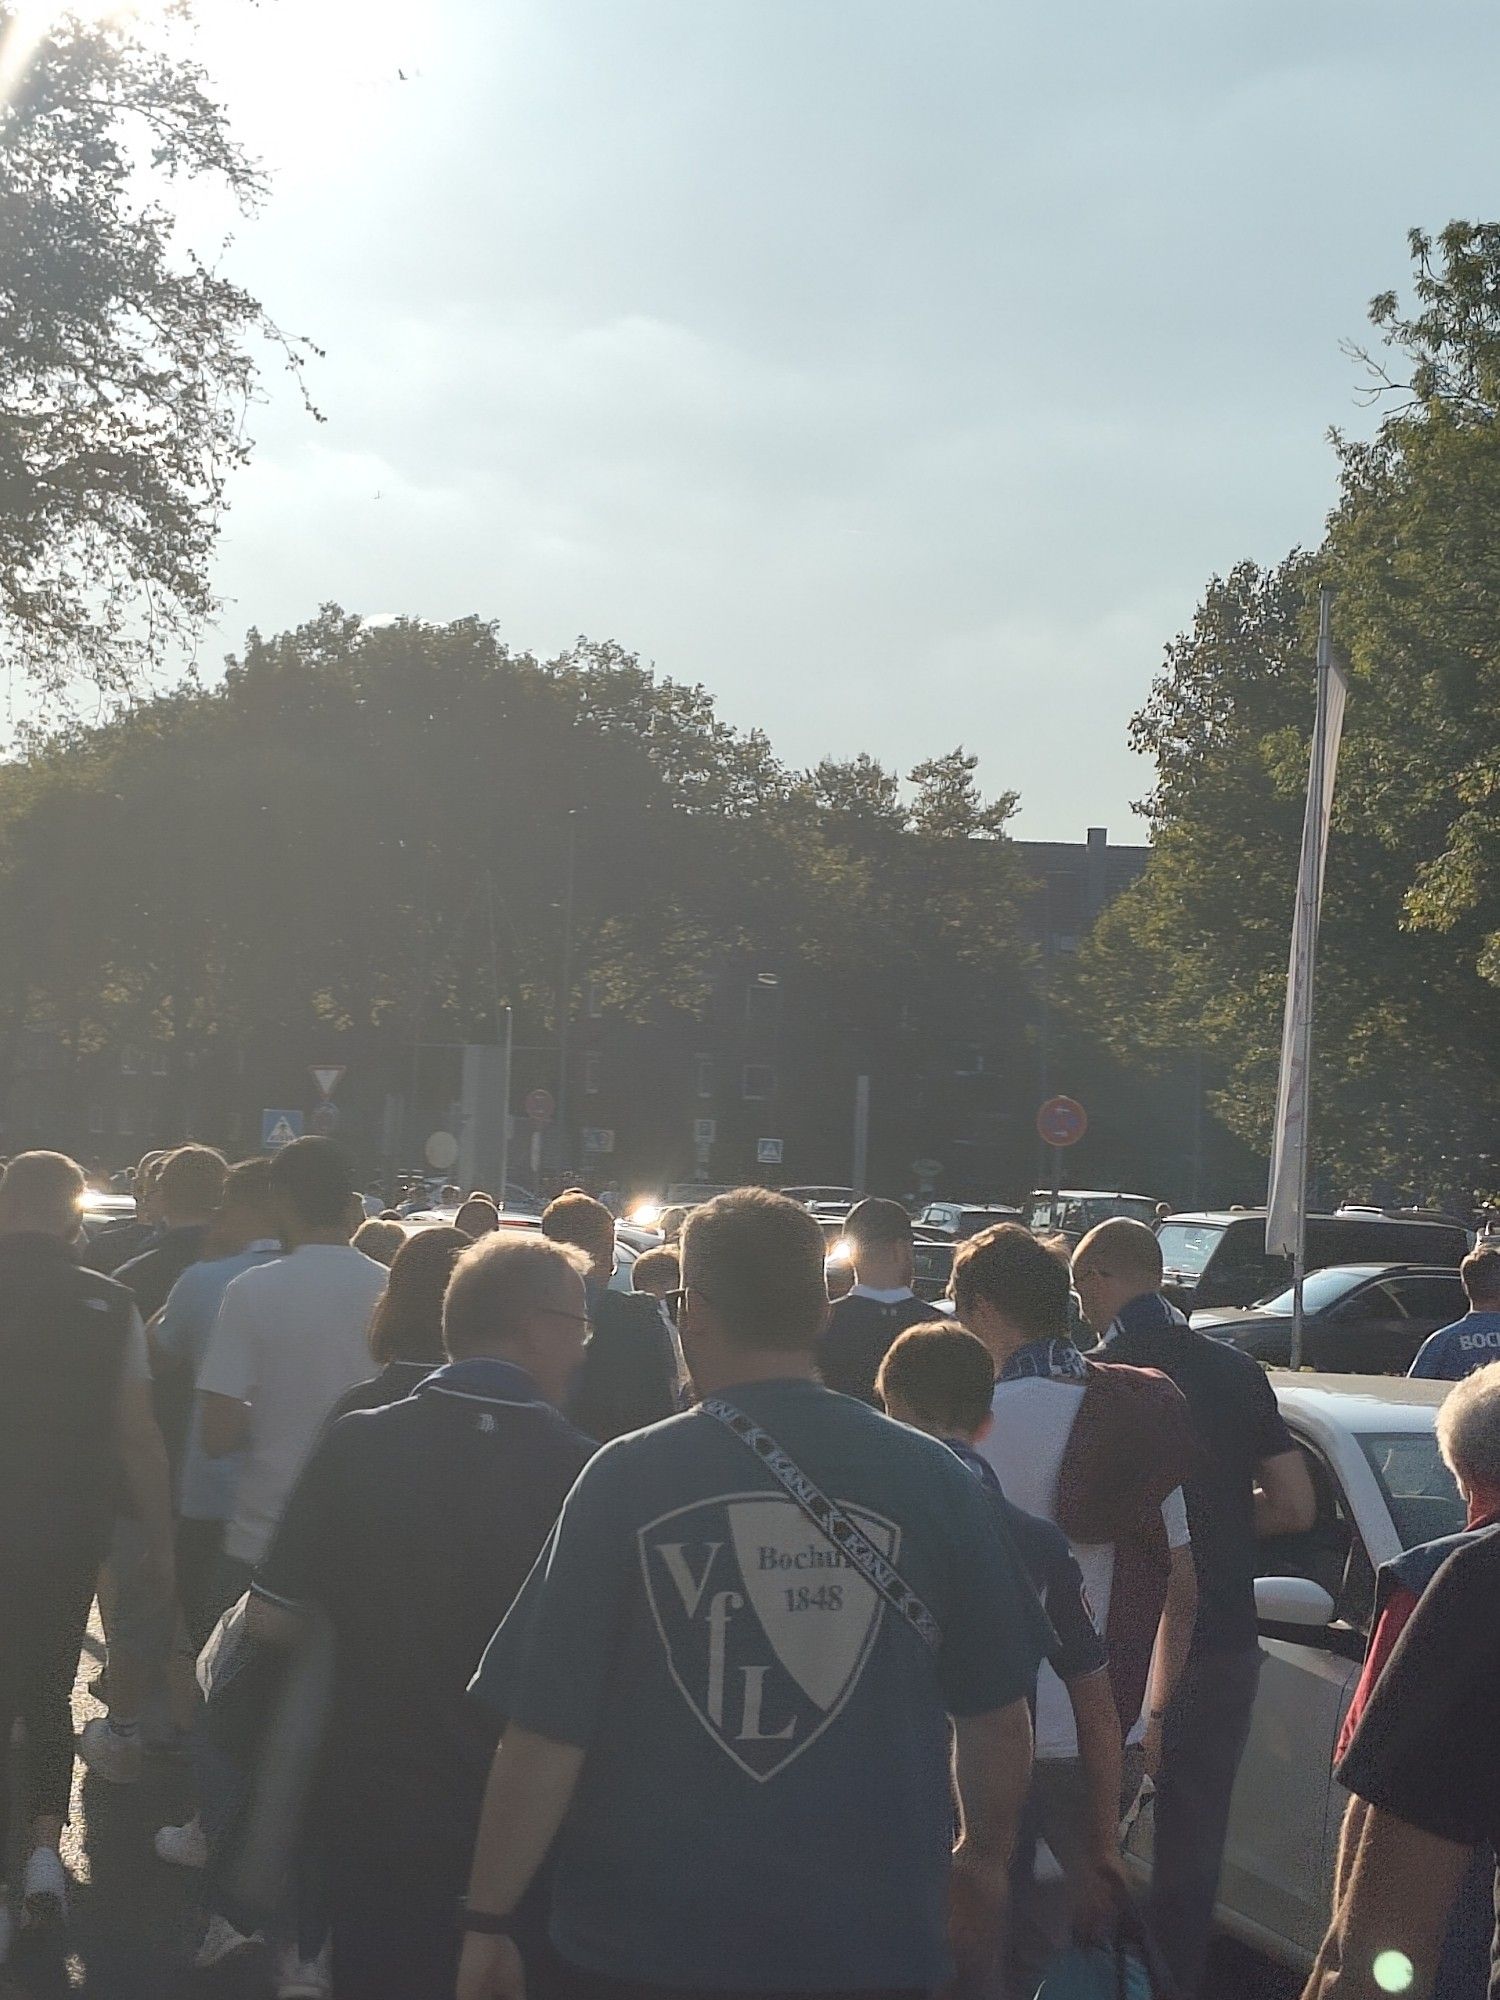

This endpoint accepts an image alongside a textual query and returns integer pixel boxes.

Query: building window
[88,1104,105,1135]
[117,1105,135,1136]
[150,1048,169,1076]
[120,1046,141,1075]
[583,1051,602,1095]
[741,1063,775,1101]
[694,1055,715,1099]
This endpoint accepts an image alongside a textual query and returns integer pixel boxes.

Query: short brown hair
[1462,1246,1500,1309]
[681,1188,828,1351]
[370,1224,468,1363]
[632,1245,681,1295]
[952,1222,1070,1340]
[352,1218,407,1267]
[876,1323,996,1434]
[442,1232,591,1361]
[541,1191,615,1270]
[843,1197,912,1253]
[155,1145,229,1218]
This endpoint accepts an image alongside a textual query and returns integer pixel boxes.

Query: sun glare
[1,0,143,107]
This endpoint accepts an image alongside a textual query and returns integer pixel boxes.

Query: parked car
[917,1203,1023,1239]
[780,1185,857,1211]
[1023,1189,1160,1238]
[1122,1371,1462,1971]
[405,1207,640,1292]
[911,1237,956,1302]
[1159,1209,1469,1313]
[1193,1264,1467,1374]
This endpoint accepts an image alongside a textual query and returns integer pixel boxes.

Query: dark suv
[1158,1209,1469,1313]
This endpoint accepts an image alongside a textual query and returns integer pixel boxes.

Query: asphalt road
[3,1621,1302,2000]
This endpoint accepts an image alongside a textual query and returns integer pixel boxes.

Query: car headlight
[630,1202,662,1228]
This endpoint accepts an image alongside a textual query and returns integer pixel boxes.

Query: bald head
[1071,1217,1164,1339]
[0,1152,86,1239]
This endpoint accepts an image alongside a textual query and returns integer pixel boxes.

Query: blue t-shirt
[471,1379,1049,1991]
[155,1243,281,1519]
[1409,1312,1500,1382]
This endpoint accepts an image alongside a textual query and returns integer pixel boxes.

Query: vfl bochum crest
[640,1492,900,1782]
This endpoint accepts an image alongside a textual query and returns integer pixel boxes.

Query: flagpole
[1290,587,1334,1369]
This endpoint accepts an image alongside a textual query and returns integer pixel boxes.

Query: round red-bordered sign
[1036,1095,1088,1148]
[524,1087,555,1125]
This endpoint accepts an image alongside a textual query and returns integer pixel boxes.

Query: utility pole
[555,808,579,1175]
[852,1074,870,1194]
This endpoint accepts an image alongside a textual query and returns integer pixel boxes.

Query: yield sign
[310,1066,346,1099]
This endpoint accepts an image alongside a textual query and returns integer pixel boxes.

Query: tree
[908,747,1018,840]
[0,4,314,693]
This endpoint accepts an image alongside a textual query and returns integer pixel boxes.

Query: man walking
[0,1153,174,1954]
[244,1233,596,1997]
[955,1222,1200,1995]
[195,1138,387,1617]
[113,1144,228,1320]
[1409,1245,1500,1380]
[1072,1217,1314,1999]
[541,1191,679,1440]
[462,1189,1050,2000]
[815,1197,933,1405]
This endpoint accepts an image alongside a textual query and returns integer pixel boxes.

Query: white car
[1123,1371,1463,1972]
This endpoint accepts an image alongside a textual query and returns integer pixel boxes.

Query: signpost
[262,1109,303,1152]
[693,1117,716,1175]
[1036,1095,1087,1210]
[582,1127,615,1154]
[425,1130,459,1172]
[525,1088,554,1187]
[757,1138,783,1166]
[310,1102,339,1136]
[310,1065,346,1099]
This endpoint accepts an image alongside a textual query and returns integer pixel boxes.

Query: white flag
[1266,606,1349,1258]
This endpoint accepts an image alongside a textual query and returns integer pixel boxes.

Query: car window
[1255,1266,1370,1316]
[1025,1199,1053,1232]
[1156,1222,1224,1278]
[1358,1432,1465,1550]
[1383,1275,1467,1321]
[1257,1440,1376,1637]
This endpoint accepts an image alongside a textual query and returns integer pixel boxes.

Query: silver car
[1123,1371,1462,1971]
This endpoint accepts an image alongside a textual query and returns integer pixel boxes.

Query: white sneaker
[276,1940,332,1998]
[153,1816,208,1869]
[195,1911,261,1969]
[21,1846,67,1928]
[77,1715,143,1784]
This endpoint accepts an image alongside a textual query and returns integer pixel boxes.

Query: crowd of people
[0,1141,1497,2000]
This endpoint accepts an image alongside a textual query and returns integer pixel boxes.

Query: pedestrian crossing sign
[262,1109,304,1151]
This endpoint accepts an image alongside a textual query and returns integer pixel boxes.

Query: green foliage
[1075,221,1500,1198]
[0,3,314,693]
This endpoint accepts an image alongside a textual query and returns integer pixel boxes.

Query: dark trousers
[0,1556,98,1859]
[552,1975,925,2000]
[328,1871,458,1998]
[1148,1643,1263,1998]
[176,1515,228,1654]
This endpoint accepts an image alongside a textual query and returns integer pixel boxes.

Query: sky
[170,0,1500,839]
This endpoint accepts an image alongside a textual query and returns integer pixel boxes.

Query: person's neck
[853,1261,909,1293]
[690,1348,818,1398]
[284,1228,352,1250]
[1466,1484,1500,1527]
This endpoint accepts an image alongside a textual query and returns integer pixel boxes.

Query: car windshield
[1156,1221,1224,1278]
[1253,1267,1372,1316]
[1359,1432,1466,1549]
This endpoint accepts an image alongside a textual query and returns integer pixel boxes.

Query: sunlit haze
[168,0,1500,836]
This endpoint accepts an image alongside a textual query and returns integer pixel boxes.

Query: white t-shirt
[197,1244,388,1562]
[977,1377,1190,1759]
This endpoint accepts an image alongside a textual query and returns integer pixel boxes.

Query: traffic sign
[1036,1096,1088,1148]
[693,1118,717,1146]
[310,1065,346,1099]
[525,1087,555,1125]
[756,1138,784,1165]
[262,1109,303,1152]
[425,1130,459,1171]
[310,1102,339,1136]
[582,1127,615,1154]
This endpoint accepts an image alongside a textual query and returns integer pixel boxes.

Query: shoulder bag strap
[699,1396,941,1652]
